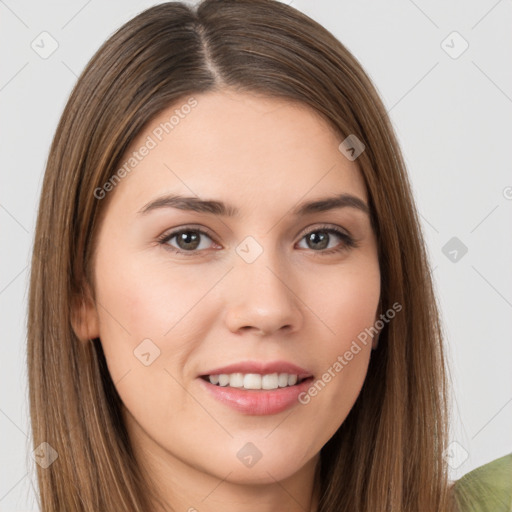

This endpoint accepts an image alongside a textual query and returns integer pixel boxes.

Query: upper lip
[200,360,313,379]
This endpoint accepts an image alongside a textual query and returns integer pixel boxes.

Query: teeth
[207,372,302,390]
[229,373,244,388]
[261,373,277,390]
[278,373,288,387]
[218,374,230,386]
[244,373,261,389]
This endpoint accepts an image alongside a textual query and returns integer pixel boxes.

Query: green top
[453,453,512,512]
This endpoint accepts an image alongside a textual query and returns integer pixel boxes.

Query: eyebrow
[137,192,370,217]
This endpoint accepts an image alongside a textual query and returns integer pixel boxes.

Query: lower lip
[197,377,314,415]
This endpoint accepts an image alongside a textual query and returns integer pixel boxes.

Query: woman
[27,0,511,510]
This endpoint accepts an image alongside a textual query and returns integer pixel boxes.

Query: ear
[71,283,100,343]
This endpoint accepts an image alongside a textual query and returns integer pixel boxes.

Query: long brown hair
[28,0,457,510]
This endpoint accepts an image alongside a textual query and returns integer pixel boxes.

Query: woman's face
[81,90,380,497]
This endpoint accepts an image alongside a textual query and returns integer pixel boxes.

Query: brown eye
[173,231,203,251]
[158,228,217,253]
[297,226,357,254]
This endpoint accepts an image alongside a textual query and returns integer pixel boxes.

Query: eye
[157,227,218,254]
[296,225,357,255]
[157,224,358,256]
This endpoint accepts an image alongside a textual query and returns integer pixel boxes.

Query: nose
[223,249,304,336]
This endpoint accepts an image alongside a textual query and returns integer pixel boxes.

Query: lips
[198,374,315,415]
[199,360,313,380]
[196,360,315,415]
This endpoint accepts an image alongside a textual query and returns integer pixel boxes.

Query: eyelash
[156,224,358,257]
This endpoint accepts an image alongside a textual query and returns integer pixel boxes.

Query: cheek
[92,252,212,428]
[92,244,225,400]
[304,255,380,347]
[94,242,220,344]
[296,257,380,435]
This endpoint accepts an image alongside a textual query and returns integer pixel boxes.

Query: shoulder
[453,452,512,512]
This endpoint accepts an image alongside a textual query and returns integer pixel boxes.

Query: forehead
[105,89,368,217]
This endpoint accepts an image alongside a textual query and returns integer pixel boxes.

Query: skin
[75,89,381,512]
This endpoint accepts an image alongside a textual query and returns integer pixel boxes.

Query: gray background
[1,0,511,510]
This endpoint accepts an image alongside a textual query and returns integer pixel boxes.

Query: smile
[198,374,315,415]
[203,372,305,390]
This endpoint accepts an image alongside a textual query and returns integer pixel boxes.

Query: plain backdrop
[1,0,511,510]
